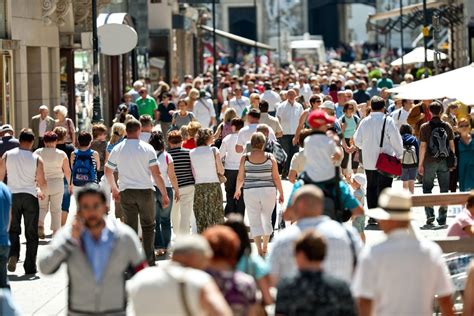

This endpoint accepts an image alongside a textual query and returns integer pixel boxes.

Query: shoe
[269,232,275,242]
[426,217,435,225]
[7,256,17,272]
[420,223,435,230]
[38,226,45,240]
[367,218,377,225]
[24,269,37,275]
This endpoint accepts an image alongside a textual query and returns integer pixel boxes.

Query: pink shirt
[447,209,474,238]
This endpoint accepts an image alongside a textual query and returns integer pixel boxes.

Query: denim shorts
[61,178,71,213]
[401,167,417,181]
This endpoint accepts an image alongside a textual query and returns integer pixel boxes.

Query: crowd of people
[0,60,473,315]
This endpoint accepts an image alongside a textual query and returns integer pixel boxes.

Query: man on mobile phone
[38,186,146,315]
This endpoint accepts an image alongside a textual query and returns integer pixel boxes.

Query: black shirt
[157,102,176,123]
[56,143,75,162]
[276,270,356,316]
[0,136,20,157]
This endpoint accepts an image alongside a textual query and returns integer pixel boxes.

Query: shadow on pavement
[8,274,40,282]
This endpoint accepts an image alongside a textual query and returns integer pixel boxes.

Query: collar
[82,219,116,243]
[370,112,385,117]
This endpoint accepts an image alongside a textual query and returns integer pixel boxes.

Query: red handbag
[376,117,402,177]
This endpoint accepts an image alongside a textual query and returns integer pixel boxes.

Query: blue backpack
[71,149,97,186]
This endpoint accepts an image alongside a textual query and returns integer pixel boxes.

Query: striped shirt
[243,153,275,189]
[167,147,195,187]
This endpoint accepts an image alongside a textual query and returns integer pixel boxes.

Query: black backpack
[428,121,450,159]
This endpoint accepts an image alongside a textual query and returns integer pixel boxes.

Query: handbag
[212,147,227,184]
[375,117,402,178]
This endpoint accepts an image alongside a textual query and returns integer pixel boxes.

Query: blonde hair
[180,125,189,140]
[110,123,126,145]
[53,126,67,142]
[249,93,260,104]
[223,108,238,123]
[187,121,202,138]
[189,88,200,99]
[250,132,266,150]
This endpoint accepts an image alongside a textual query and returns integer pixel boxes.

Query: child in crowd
[139,114,154,142]
[400,124,419,194]
[346,173,367,242]
[90,124,108,180]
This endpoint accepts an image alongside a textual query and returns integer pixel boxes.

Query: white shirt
[127,262,211,316]
[189,146,219,184]
[228,97,250,117]
[276,100,304,135]
[353,112,404,170]
[193,98,216,127]
[390,107,409,130]
[304,134,337,182]
[235,124,277,149]
[260,90,281,112]
[297,83,312,103]
[39,118,47,137]
[106,139,158,191]
[219,133,242,170]
[4,148,38,196]
[269,216,362,284]
[34,148,66,180]
[352,229,454,316]
[139,132,152,143]
[156,151,173,188]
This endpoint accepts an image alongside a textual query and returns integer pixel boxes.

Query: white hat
[0,124,13,133]
[352,173,366,188]
[320,101,335,111]
[366,188,413,221]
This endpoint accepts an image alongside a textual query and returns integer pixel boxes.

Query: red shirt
[182,139,196,150]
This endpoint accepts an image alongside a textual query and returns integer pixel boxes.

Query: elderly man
[136,88,158,118]
[30,105,55,149]
[0,125,19,157]
[352,188,454,316]
[269,185,362,285]
[127,235,232,316]
[128,80,144,103]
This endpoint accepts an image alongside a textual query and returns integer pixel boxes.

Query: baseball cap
[0,124,14,133]
[307,110,335,129]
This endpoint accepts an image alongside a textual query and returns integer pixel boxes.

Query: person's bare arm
[36,157,47,199]
[234,157,246,200]
[62,156,72,193]
[449,139,455,154]
[105,165,119,201]
[0,157,5,182]
[272,157,284,204]
[293,111,308,145]
[200,280,233,316]
[257,275,274,305]
[93,151,101,172]
[150,165,170,208]
[288,169,297,184]
[214,151,225,175]
[167,162,180,201]
[357,298,373,316]
[418,142,427,175]
[70,151,76,169]
[438,295,454,316]
[214,123,223,140]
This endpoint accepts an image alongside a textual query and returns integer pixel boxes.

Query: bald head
[291,185,324,219]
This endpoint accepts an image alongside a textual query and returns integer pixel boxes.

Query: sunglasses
[347,107,354,110]
[314,100,321,103]
[139,91,145,95]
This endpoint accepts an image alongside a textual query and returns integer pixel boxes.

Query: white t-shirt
[139,131,152,143]
[156,151,173,188]
[127,263,210,316]
[189,146,219,184]
[106,139,158,191]
[236,124,277,148]
[260,90,281,112]
[276,100,304,135]
[229,97,250,117]
[219,133,242,170]
[193,99,216,127]
[39,118,47,137]
[4,148,38,196]
[303,134,337,182]
[390,108,409,130]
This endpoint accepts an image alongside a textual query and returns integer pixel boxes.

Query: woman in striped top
[235,132,284,257]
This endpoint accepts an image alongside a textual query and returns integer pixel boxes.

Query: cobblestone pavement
[9,179,454,315]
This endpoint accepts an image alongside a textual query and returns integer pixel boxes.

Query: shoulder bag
[212,147,227,184]
[375,116,402,177]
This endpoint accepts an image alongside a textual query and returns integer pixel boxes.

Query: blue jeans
[423,160,449,224]
[154,187,173,249]
[61,177,71,212]
[0,245,9,288]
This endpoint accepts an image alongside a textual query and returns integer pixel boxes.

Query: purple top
[207,269,257,316]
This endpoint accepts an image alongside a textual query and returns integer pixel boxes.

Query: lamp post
[212,0,217,99]
[92,0,102,122]
[254,0,258,74]
[422,0,429,78]
[399,0,404,78]
[277,0,281,68]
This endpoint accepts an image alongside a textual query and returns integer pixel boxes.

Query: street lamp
[212,0,217,99]
[422,0,429,78]
[92,0,102,123]
[399,0,404,78]
[254,0,258,74]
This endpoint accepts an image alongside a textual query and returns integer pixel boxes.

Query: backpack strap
[342,223,357,271]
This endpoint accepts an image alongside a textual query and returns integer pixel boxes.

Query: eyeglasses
[347,107,354,110]
[139,91,145,95]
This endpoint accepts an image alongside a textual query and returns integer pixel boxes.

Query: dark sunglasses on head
[139,91,145,94]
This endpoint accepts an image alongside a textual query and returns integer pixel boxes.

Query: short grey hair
[133,80,143,89]
[39,105,49,112]
[53,105,68,117]
[171,235,213,258]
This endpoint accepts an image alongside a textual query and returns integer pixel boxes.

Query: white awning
[200,25,276,51]
[368,0,446,22]
[388,64,474,105]
[391,47,447,66]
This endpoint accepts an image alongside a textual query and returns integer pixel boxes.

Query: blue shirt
[236,254,270,280]
[81,223,116,283]
[0,182,11,246]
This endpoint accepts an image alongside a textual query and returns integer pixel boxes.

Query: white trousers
[171,185,196,236]
[39,178,64,231]
[244,187,276,237]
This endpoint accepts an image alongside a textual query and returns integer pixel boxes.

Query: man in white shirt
[352,188,454,316]
[128,235,232,316]
[30,105,55,149]
[269,185,362,285]
[105,120,169,266]
[354,96,403,225]
[296,76,312,106]
[193,92,216,128]
[235,109,276,153]
[390,99,413,130]
[226,86,250,117]
[220,118,245,216]
[260,82,281,116]
[276,89,304,178]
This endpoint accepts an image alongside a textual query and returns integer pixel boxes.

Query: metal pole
[422,0,429,77]
[277,0,281,68]
[92,0,102,123]
[254,0,258,74]
[399,0,404,78]
[212,0,217,99]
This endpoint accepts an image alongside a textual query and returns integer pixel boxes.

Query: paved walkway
[9,179,455,315]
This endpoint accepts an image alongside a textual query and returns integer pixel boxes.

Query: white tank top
[5,148,38,196]
[34,148,66,180]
